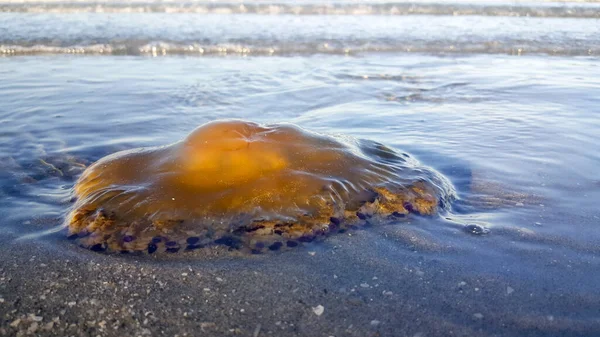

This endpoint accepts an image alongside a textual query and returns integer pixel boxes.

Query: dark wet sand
[1,217,599,337]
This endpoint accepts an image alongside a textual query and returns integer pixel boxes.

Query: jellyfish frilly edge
[66,120,456,253]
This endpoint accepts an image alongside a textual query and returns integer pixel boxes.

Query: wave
[1,41,597,57]
[1,3,598,58]
[1,2,600,18]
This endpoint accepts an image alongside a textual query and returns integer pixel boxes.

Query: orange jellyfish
[66,120,455,253]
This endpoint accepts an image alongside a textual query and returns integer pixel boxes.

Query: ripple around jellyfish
[65,120,456,254]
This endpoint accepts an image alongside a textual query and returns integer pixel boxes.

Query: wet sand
[2,217,599,337]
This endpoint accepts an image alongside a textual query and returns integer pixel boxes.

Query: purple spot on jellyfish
[298,236,314,243]
[214,236,242,249]
[391,211,405,218]
[90,243,105,252]
[403,202,418,214]
[186,237,200,245]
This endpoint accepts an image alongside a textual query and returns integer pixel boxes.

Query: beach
[1,1,600,336]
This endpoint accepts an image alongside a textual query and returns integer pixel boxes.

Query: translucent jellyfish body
[67,120,455,253]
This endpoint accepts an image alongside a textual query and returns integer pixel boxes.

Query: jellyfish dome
[67,120,455,253]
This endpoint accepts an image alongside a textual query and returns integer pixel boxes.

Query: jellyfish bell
[176,120,290,188]
[67,119,456,253]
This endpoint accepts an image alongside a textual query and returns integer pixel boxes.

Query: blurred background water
[1,1,599,335]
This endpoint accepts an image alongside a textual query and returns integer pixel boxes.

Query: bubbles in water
[464,224,490,236]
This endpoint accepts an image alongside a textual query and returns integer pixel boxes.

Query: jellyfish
[66,120,455,253]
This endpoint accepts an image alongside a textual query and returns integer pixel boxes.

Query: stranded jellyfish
[67,120,456,253]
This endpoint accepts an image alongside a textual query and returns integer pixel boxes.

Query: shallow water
[1,1,600,336]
